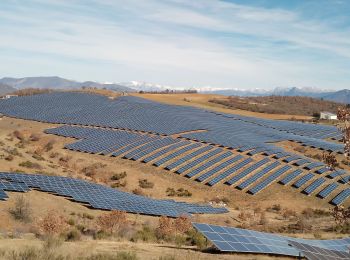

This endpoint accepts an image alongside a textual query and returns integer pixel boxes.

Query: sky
[0,0,349,90]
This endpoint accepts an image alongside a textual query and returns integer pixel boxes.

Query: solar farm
[0,92,348,205]
[0,92,349,259]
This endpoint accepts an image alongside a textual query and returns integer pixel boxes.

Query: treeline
[138,89,197,94]
[210,95,341,116]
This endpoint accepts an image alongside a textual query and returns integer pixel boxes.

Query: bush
[19,160,42,169]
[9,195,32,222]
[166,187,192,197]
[139,179,154,189]
[111,180,127,188]
[65,229,82,241]
[29,133,41,141]
[132,188,145,196]
[32,153,45,161]
[81,163,105,177]
[44,140,55,152]
[131,225,157,242]
[96,211,128,234]
[111,172,127,181]
[186,229,207,250]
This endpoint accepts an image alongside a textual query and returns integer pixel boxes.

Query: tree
[96,210,127,234]
[9,195,32,222]
[174,215,192,234]
[37,210,68,235]
[325,106,350,225]
[156,216,174,238]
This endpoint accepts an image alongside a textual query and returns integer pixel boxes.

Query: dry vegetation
[209,96,341,116]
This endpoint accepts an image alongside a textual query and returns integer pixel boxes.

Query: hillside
[205,87,350,104]
[0,83,16,95]
[209,95,342,116]
[0,76,134,92]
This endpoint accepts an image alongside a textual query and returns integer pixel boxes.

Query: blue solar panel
[317,183,338,199]
[207,157,254,186]
[185,151,232,178]
[331,188,350,205]
[193,223,350,257]
[195,155,243,182]
[236,161,281,190]
[302,178,326,195]
[248,165,292,194]
[0,172,227,217]
[225,158,270,186]
[292,173,314,188]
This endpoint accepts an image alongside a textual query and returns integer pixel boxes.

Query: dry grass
[132,93,311,120]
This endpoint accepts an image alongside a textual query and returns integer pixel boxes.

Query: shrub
[32,153,45,161]
[176,188,192,197]
[81,162,105,177]
[19,160,42,169]
[65,229,82,241]
[5,154,14,161]
[139,179,154,189]
[96,211,128,234]
[186,229,207,250]
[156,216,174,239]
[9,195,32,222]
[174,215,192,234]
[111,180,127,188]
[29,133,41,141]
[166,188,176,197]
[67,218,75,226]
[37,210,68,235]
[111,171,127,181]
[131,225,157,242]
[132,188,145,196]
[44,140,55,152]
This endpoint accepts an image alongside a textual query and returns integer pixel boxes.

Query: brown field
[209,95,341,117]
[132,93,311,120]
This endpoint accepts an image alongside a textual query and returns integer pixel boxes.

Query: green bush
[19,160,42,169]
[186,229,207,250]
[131,225,157,242]
[65,229,82,241]
[139,179,154,189]
[111,172,127,181]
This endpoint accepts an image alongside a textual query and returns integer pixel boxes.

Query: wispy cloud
[0,0,349,89]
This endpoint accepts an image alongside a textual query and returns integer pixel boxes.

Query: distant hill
[321,89,350,104]
[0,83,16,95]
[205,87,350,104]
[210,95,342,116]
[0,76,134,92]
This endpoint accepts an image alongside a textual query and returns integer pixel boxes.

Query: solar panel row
[0,172,227,217]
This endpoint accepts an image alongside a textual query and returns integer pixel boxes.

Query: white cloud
[0,0,349,89]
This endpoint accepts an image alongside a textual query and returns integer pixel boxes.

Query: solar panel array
[193,223,350,257]
[1,93,349,205]
[288,240,350,260]
[0,172,227,217]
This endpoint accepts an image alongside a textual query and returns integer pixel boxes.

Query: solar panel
[288,240,350,260]
[185,151,232,178]
[193,223,350,257]
[176,148,223,174]
[302,178,326,195]
[195,155,243,182]
[331,188,350,205]
[279,169,303,185]
[0,172,227,217]
[317,183,339,199]
[248,165,292,194]
[236,161,281,190]
[207,157,253,186]
[225,158,270,186]
[292,173,314,188]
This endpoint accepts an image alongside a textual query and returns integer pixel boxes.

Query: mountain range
[0,76,348,104]
[0,76,133,93]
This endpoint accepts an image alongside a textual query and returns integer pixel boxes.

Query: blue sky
[0,0,349,90]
